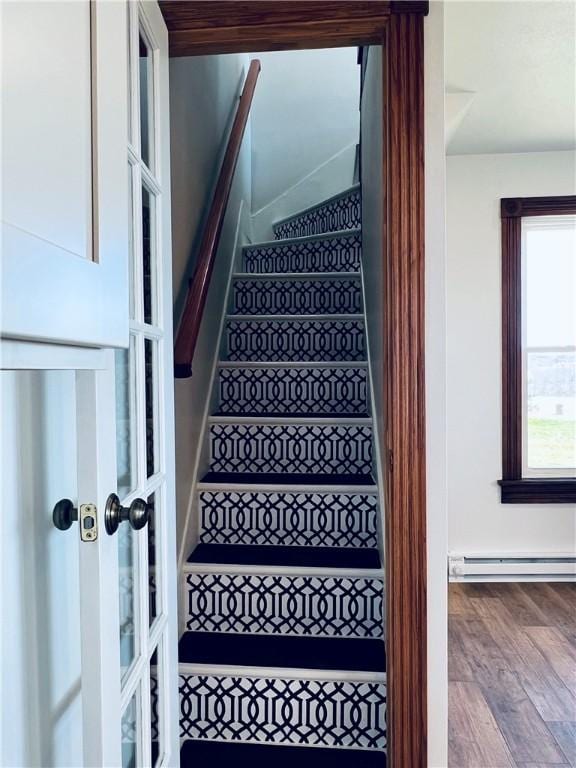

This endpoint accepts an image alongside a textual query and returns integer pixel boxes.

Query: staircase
[178,185,387,767]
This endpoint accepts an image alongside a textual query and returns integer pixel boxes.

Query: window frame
[499,195,576,503]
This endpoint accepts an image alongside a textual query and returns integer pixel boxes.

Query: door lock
[105,493,149,535]
[52,499,98,541]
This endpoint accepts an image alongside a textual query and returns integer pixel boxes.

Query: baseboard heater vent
[448,553,576,582]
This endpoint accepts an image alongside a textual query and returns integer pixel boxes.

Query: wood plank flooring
[449,583,576,768]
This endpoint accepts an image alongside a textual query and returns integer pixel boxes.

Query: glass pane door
[116,5,173,765]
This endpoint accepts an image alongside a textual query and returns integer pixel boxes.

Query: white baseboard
[448,552,576,582]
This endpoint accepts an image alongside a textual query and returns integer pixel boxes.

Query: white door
[2,2,179,766]
[75,3,179,766]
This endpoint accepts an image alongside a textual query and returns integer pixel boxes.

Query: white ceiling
[445,1,576,155]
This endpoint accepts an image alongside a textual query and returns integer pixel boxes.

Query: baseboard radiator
[448,552,576,582]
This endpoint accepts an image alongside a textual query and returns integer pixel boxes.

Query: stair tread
[233,270,361,278]
[188,543,381,569]
[228,314,364,322]
[202,471,375,486]
[181,739,385,767]
[212,411,369,419]
[179,632,386,672]
[243,227,361,250]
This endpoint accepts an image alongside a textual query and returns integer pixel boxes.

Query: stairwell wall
[169,54,254,577]
[359,46,387,569]
[251,143,358,242]
[249,48,360,239]
[360,47,385,478]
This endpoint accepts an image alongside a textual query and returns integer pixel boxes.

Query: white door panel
[2,1,92,257]
[1,369,83,767]
[1,1,129,348]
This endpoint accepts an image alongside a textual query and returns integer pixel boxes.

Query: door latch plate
[80,503,98,542]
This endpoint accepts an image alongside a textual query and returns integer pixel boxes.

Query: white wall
[251,143,357,242]
[360,46,386,563]
[169,54,253,574]
[447,150,576,556]
[425,4,449,766]
[170,54,252,303]
[249,48,359,235]
[1,371,83,767]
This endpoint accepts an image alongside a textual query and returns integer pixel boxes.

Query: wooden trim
[160,1,427,56]
[500,195,576,500]
[161,1,390,55]
[166,3,429,761]
[173,59,261,378]
[501,214,522,479]
[499,478,576,504]
[384,13,427,767]
[501,195,576,218]
[160,1,390,30]
[167,21,385,56]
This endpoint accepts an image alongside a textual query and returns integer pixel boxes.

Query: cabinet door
[1,1,129,348]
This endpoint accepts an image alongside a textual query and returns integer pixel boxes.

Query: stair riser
[185,572,384,638]
[274,189,362,240]
[198,490,378,548]
[209,423,373,476]
[225,319,366,363]
[217,366,369,416]
[180,672,386,750]
[243,233,361,274]
[231,277,362,316]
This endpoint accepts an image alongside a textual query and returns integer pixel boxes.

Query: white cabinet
[1,1,129,348]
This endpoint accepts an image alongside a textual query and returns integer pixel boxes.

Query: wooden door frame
[159,3,428,766]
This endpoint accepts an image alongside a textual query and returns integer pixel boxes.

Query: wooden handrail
[174,59,261,378]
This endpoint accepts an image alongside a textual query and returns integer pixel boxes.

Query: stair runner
[179,184,386,767]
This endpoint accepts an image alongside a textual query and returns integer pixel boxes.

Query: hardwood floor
[448,582,576,767]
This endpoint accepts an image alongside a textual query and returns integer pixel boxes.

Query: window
[500,196,576,503]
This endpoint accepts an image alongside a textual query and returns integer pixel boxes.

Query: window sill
[499,478,576,504]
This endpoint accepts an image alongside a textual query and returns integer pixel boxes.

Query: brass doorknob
[105,493,149,535]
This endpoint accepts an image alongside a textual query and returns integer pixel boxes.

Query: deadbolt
[105,493,149,536]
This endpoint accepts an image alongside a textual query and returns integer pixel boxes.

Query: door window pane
[118,521,139,676]
[147,492,159,626]
[121,689,141,768]
[127,4,132,141]
[128,164,135,319]
[150,643,162,767]
[141,185,156,325]
[115,336,137,499]
[139,32,153,169]
[144,339,158,477]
